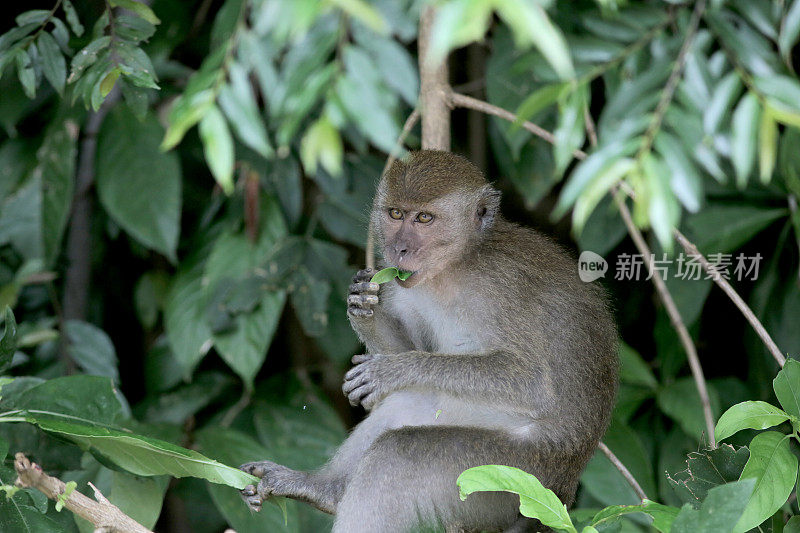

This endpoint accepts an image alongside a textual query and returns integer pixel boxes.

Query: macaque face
[379,194,473,287]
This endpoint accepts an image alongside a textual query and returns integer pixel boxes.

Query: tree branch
[674,229,786,367]
[14,453,153,533]
[613,193,717,447]
[418,7,450,151]
[598,442,648,502]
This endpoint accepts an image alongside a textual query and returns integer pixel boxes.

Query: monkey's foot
[239,460,298,512]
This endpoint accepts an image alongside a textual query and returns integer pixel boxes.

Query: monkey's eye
[388,208,404,220]
[416,212,434,223]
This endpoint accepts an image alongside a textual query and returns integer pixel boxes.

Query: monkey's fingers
[347,307,373,318]
[351,353,372,364]
[241,484,263,512]
[345,383,374,407]
[352,268,374,283]
[240,461,272,478]
[349,281,380,295]
[347,294,378,308]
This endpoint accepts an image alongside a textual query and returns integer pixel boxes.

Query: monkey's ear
[475,185,501,232]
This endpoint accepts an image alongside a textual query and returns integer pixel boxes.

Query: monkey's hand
[343,353,392,410]
[347,268,380,319]
[239,460,304,512]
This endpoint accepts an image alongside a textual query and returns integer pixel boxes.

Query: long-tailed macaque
[240,150,618,532]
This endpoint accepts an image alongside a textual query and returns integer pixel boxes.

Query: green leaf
[329,0,386,33]
[3,375,124,426]
[671,479,755,533]
[572,157,634,234]
[36,33,66,95]
[23,416,258,489]
[39,119,77,266]
[589,500,679,532]
[684,204,787,255]
[0,498,65,533]
[730,92,761,188]
[553,86,586,177]
[370,267,412,284]
[217,62,273,159]
[494,0,575,80]
[103,471,168,530]
[758,108,778,184]
[457,465,576,533]
[199,105,235,195]
[781,0,800,62]
[666,444,750,508]
[68,37,112,82]
[109,0,161,25]
[512,83,567,133]
[0,307,17,373]
[300,116,343,177]
[703,72,741,135]
[288,269,330,338]
[99,67,120,97]
[715,401,791,442]
[62,0,85,36]
[786,515,800,533]
[96,107,182,261]
[654,132,702,213]
[773,358,800,420]
[619,343,657,390]
[64,320,119,382]
[656,378,720,442]
[164,267,214,378]
[15,49,36,99]
[735,431,798,532]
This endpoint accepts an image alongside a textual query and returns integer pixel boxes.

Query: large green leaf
[38,118,77,265]
[96,107,182,261]
[735,431,797,532]
[2,375,125,426]
[64,320,119,382]
[457,465,576,533]
[666,444,750,508]
[730,92,760,188]
[589,500,679,533]
[715,401,792,442]
[656,378,720,442]
[684,204,787,255]
[0,497,65,533]
[21,416,258,489]
[773,358,800,420]
[164,266,214,378]
[671,479,755,533]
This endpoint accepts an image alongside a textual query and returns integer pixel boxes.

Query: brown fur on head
[372,151,501,287]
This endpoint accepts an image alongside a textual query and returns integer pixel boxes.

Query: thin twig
[365,109,421,270]
[637,0,707,158]
[674,229,786,367]
[450,89,785,378]
[220,388,252,428]
[14,453,153,533]
[613,192,717,447]
[598,441,648,501]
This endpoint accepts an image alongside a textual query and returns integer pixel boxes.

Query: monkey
[240,150,618,532]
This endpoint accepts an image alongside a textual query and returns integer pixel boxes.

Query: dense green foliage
[0,0,799,531]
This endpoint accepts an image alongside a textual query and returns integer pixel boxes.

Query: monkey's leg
[240,460,344,514]
[333,426,548,533]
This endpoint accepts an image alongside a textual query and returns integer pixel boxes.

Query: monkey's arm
[343,351,548,411]
[347,268,414,354]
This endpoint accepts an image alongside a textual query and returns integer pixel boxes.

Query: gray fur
[241,151,618,533]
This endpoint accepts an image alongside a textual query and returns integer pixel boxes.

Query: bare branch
[613,193,717,447]
[598,442,648,501]
[418,7,450,151]
[14,453,153,533]
[674,230,786,367]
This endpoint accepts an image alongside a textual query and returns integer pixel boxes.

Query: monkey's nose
[394,245,408,256]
